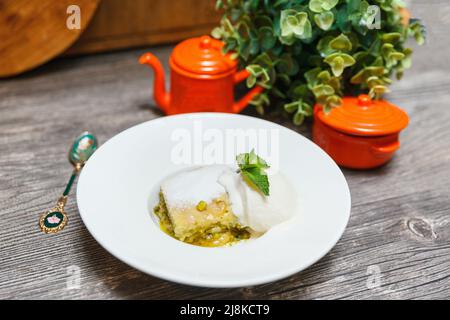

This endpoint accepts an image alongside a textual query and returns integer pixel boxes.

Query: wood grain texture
[65,0,221,55]
[0,0,100,77]
[0,1,449,300]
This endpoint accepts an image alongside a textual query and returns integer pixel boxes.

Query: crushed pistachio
[196,200,207,211]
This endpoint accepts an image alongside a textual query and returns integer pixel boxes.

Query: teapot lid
[316,94,409,136]
[171,35,237,75]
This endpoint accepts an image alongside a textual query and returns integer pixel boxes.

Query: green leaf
[324,53,355,76]
[366,76,382,88]
[369,85,390,99]
[259,26,276,50]
[290,84,309,99]
[293,111,305,125]
[321,0,339,11]
[280,9,312,41]
[241,169,270,196]
[304,67,322,86]
[211,27,222,39]
[246,64,270,87]
[328,76,341,90]
[317,36,336,57]
[247,74,257,87]
[276,53,299,76]
[326,95,342,108]
[350,65,385,84]
[325,53,355,66]
[402,48,413,69]
[330,34,353,52]
[314,11,334,31]
[236,149,269,170]
[253,52,273,69]
[236,150,270,196]
[246,64,263,76]
[309,0,338,13]
[350,69,365,84]
[294,12,312,39]
[283,16,298,37]
[336,6,351,32]
[389,52,405,61]
[330,57,344,76]
[365,66,386,76]
[249,92,270,110]
[280,9,297,37]
[317,70,331,82]
[299,19,312,39]
[312,84,335,97]
[301,102,313,116]
[255,15,273,28]
[381,32,402,43]
[284,101,299,113]
[249,37,260,55]
[309,0,323,13]
[409,19,426,45]
[381,43,394,59]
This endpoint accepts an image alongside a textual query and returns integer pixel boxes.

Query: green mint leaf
[236,150,270,196]
[241,169,270,196]
[237,149,269,170]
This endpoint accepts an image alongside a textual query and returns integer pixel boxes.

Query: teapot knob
[199,35,213,49]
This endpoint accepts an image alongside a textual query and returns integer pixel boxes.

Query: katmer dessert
[153,151,297,247]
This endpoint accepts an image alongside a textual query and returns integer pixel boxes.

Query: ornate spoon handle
[39,167,80,234]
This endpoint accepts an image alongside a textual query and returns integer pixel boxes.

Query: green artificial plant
[212,0,425,125]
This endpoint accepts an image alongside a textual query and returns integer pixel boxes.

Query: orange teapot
[139,35,263,115]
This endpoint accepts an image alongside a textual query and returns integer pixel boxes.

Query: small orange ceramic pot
[139,35,263,115]
[313,95,409,169]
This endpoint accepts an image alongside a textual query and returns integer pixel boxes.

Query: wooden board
[65,0,222,55]
[0,0,99,78]
[0,1,449,299]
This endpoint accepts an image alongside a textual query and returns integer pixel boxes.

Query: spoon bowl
[69,132,98,168]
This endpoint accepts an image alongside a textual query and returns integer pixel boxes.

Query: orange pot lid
[316,94,409,136]
[171,35,237,75]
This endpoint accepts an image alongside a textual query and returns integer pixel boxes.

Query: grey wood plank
[1,0,449,299]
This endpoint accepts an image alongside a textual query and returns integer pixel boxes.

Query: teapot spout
[139,53,170,113]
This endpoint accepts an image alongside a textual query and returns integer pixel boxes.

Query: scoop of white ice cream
[219,170,297,233]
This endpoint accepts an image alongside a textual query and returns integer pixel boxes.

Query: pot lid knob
[357,94,372,107]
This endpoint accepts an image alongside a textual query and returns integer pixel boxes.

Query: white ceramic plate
[77,113,351,288]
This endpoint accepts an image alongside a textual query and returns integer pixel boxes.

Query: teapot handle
[232,70,264,113]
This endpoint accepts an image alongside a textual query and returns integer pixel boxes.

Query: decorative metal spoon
[39,132,98,234]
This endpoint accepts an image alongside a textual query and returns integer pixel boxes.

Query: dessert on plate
[153,151,297,247]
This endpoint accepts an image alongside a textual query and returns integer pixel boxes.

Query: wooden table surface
[1,1,449,300]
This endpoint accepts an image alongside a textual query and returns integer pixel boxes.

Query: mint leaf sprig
[236,150,270,196]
